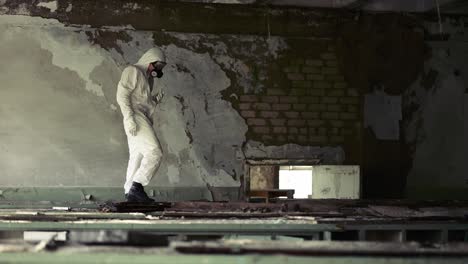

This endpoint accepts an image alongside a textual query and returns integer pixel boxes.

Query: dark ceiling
[170,0,468,14]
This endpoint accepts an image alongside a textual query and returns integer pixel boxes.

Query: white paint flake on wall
[37,1,58,13]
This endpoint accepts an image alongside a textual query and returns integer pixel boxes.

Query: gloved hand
[126,118,138,136]
[153,91,165,104]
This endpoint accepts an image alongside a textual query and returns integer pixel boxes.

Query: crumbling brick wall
[238,42,361,148]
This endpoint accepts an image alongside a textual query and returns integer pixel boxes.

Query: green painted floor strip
[0,253,466,264]
[0,219,338,235]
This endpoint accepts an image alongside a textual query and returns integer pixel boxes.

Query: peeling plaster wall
[0,16,126,187]
[404,18,468,198]
[0,12,345,192]
[0,15,246,188]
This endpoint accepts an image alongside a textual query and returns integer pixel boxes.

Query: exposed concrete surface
[404,18,468,198]
[0,14,344,192]
[244,141,345,164]
[0,16,125,187]
[0,15,245,188]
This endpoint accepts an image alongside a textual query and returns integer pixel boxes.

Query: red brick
[260,111,279,118]
[326,75,345,81]
[272,104,291,111]
[307,89,325,96]
[284,111,300,119]
[305,59,323,66]
[287,73,305,81]
[348,105,358,113]
[348,89,359,97]
[262,135,274,141]
[291,81,312,88]
[290,58,304,65]
[334,82,347,89]
[321,53,337,60]
[327,89,345,97]
[307,74,325,81]
[287,135,297,141]
[261,96,279,103]
[302,112,319,119]
[270,119,286,126]
[298,135,308,143]
[327,105,342,112]
[308,120,325,127]
[273,127,288,134]
[241,111,255,118]
[267,88,287,95]
[240,95,257,102]
[293,104,307,111]
[289,127,299,134]
[253,126,270,134]
[330,135,345,143]
[314,81,332,89]
[308,104,326,111]
[309,136,328,143]
[279,96,299,104]
[341,128,354,136]
[239,103,251,110]
[322,97,338,104]
[330,120,345,127]
[300,128,308,134]
[317,127,327,135]
[322,67,339,75]
[253,103,271,110]
[283,66,299,73]
[340,113,358,120]
[290,88,307,96]
[299,97,319,104]
[302,66,321,73]
[322,112,339,119]
[288,119,306,127]
[276,135,287,142]
[340,97,359,104]
[247,118,267,126]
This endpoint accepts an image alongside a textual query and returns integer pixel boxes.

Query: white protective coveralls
[116,48,165,194]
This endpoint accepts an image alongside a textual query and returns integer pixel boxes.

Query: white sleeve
[116,66,138,121]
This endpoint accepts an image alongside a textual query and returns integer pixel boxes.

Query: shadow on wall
[336,14,426,199]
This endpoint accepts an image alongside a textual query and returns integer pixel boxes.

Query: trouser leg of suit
[124,113,162,194]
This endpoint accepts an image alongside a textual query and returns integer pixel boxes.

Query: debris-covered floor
[0,200,467,263]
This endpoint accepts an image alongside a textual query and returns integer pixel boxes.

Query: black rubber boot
[126,182,155,203]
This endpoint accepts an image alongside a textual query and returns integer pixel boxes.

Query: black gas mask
[150,61,166,78]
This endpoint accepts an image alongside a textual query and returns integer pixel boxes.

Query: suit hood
[134,47,166,73]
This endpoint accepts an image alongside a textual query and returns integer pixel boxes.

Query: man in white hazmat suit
[116,47,167,203]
